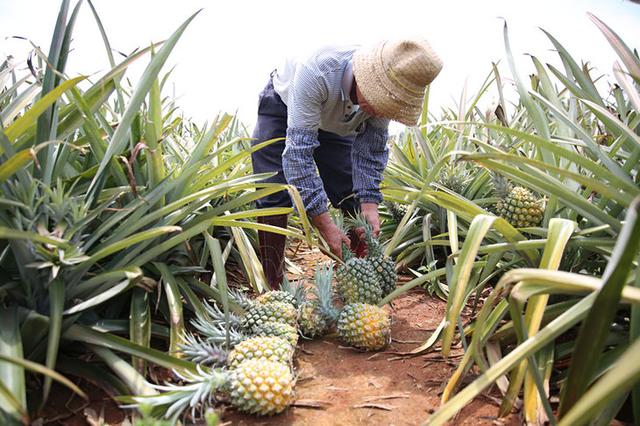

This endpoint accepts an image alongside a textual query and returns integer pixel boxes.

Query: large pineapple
[350,215,397,297]
[227,359,294,415]
[316,264,391,351]
[336,303,391,351]
[133,361,294,418]
[494,175,545,228]
[336,242,382,304]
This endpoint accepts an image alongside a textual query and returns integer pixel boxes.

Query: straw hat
[353,39,443,126]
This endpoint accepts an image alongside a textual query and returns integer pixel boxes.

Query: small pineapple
[384,201,409,222]
[349,215,397,298]
[298,301,328,338]
[493,175,545,228]
[437,164,472,195]
[315,264,392,351]
[132,361,294,418]
[336,242,382,305]
[227,336,294,368]
[296,270,334,338]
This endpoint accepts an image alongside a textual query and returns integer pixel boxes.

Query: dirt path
[225,246,518,426]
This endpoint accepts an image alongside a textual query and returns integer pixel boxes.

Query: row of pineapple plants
[379,13,640,425]
[0,1,316,424]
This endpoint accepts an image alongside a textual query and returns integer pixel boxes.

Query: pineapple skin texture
[251,321,299,347]
[369,256,397,297]
[255,291,297,308]
[496,186,544,228]
[298,301,328,338]
[243,301,298,330]
[228,358,294,415]
[228,336,294,368]
[337,303,391,351]
[336,258,383,304]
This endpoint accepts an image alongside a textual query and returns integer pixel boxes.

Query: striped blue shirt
[272,45,390,217]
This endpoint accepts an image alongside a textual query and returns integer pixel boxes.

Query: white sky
[1,0,639,130]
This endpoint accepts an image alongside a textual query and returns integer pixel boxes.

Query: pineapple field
[1,1,640,425]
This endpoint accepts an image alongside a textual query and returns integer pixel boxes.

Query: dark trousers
[250,78,359,215]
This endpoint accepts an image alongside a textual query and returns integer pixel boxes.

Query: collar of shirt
[340,60,357,117]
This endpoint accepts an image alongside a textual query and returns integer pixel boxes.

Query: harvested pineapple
[129,360,294,418]
[227,336,294,368]
[180,334,294,369]
[336,242,382,304]
[227,359,294,415]
[316,264,391,351]
[349,215,397,297]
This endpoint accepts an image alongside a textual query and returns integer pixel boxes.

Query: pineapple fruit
[336,242,382,304]
[135,360,294,417]
[180,334,294,369]
[384,201,409,222]
[227,358,294,415]
[228,336,294,368]
[255,290,298,307]
[493,175,545,228]
[336,302,391,351]
[350,215,397,297]
[315,264,392,351]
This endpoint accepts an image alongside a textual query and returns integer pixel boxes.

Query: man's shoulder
[305,44,358,73]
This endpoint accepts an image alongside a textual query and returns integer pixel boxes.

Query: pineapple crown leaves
[346,213,383,257]
[227,288,254,311]
[179,333,228,365]
[280,277,307,306]
[313,263,340,323]
[125,365,228,423]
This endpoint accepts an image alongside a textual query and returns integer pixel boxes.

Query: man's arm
[281,65,350,257]
[351,117,390,235]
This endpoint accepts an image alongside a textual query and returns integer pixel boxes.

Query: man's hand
[312,212,351,259]
[360,202,380,237]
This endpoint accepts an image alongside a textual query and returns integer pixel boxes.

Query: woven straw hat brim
[353,40,442,126]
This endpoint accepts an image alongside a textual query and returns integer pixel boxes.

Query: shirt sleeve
[351,118,390,204]
[281,64,331,217]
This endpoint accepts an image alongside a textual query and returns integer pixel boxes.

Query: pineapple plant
[349,215,397,297]
[384,200,409,222]
[315,264,391,351]
[130,360,294,418]
[493,175,545,228]
[437,163,472,195]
